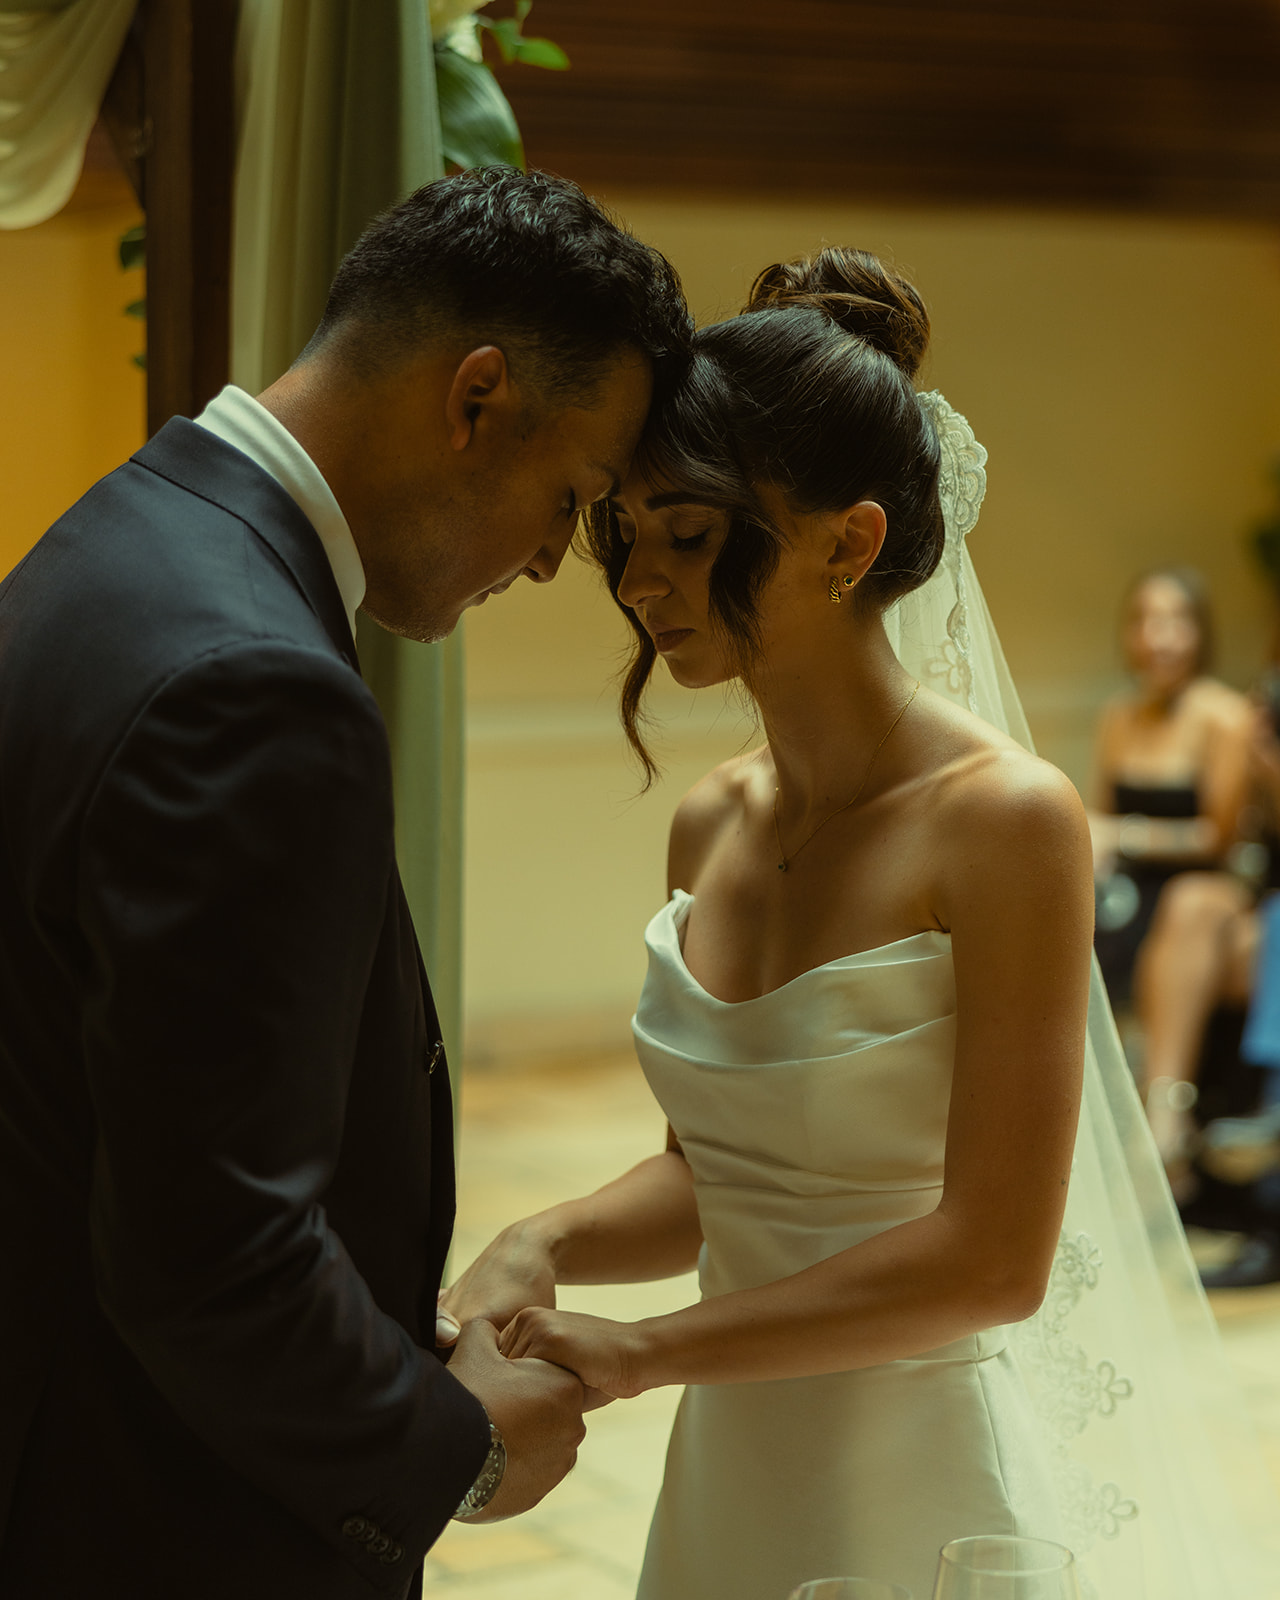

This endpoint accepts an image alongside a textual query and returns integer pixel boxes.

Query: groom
[0,168,689,1599]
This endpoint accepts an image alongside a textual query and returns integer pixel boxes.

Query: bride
[443,250,1279,1600]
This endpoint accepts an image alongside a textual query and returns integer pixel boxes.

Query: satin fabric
[633,890,1061,1600]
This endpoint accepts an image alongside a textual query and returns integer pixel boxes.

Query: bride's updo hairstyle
[583,247,945,777]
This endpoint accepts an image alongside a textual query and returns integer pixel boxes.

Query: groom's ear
[444,345,514,452]
[826,500,887,584]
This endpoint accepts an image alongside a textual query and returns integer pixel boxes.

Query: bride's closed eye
[669,527,711,552]
[606,498,722,554]
[665,509,724,553]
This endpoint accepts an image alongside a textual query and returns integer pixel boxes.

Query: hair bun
[746,248,930,380]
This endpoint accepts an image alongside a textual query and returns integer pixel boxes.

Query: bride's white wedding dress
[619,398,1280,1600]
[634,890,1063,1600]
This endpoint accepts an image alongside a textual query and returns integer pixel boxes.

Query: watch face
[479,1423,507,1502]
[456,1421,507,1519]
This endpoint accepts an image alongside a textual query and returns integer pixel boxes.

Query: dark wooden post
[101,0,238,437]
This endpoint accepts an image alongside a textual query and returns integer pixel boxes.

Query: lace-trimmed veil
[889,394,1280,1600]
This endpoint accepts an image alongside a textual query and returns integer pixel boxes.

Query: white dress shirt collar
[193,385,366,642]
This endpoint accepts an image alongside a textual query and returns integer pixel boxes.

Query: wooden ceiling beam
[494,0,1280,219]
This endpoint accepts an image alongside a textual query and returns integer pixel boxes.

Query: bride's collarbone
[683,855,941,1003]
[719,787,937,901]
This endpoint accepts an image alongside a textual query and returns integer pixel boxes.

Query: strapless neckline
[633,886,1018,1600]
[665,888,952,1010]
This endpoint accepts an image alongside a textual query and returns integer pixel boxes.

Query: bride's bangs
[631,350,746,509]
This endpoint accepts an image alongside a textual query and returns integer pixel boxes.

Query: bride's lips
[652,627,694,654]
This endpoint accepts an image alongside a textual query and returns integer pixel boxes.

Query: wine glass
[932,1536,1081,1600]
[788,1581,913,1600]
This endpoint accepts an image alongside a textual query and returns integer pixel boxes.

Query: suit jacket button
[342,1515,371,1542]
[426,1039,444,1075]
[368,1533,391,1557]
[380,1543,405,1565]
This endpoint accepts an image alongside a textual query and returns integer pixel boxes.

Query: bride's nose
[616,542,672,609]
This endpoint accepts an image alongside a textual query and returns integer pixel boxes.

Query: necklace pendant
[777,860,788,872]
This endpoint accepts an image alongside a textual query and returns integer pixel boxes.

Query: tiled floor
[425,1051,692,1600]
[424,1049,1280,1599]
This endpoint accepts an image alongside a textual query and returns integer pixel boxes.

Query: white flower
[428,0,488,40]
[441,17,484,60]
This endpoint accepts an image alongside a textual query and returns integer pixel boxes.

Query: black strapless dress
[1094,781,1200,1008]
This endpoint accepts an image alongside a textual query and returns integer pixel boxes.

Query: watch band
[453,1417,507,1520]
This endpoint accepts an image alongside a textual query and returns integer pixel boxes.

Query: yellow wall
[0,165,145,577]
[6,175,1279,1057]
[463,192,1280,1055]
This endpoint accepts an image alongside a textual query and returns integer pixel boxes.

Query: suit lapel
[133,418,360,674]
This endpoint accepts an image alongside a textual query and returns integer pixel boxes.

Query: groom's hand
[436,1220,558,1347]
[446,1318,587,1521]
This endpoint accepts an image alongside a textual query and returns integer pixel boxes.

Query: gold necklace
[771,680,920,873]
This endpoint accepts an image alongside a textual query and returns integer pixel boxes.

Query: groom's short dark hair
[310,167,691,404]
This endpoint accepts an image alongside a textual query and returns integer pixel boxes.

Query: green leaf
[478,15,520,63]
[511,34,568,68]
[476,5,568,69]
[434,44,525,170]
[119,222,145,271]
[124,298,146,320]
[131,352,146,370]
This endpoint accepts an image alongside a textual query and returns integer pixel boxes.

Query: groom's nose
[523,523,575,583]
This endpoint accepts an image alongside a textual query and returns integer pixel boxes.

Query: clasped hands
[437,1222,651,1402]
[433,1222,653,1523]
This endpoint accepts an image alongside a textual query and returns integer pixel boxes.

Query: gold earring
[843,574,856,591]
[829,577,842,604]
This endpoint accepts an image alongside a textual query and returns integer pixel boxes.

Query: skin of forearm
[625,1203,1050,1393]
[529,1150,703,1286]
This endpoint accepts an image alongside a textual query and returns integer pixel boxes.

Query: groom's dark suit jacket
[0,422,489,1598]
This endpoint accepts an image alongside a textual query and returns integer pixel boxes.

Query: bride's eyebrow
[643,492,721,512]
[603,492,722,517]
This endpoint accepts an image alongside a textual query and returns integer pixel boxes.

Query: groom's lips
[468,580,515,609]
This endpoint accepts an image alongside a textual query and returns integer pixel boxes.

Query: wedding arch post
[99,0,237,436]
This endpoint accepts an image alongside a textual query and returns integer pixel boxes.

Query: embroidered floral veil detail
[885,392,1280,1600]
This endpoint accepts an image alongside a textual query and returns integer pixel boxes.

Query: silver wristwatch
[453,1416,506,1520]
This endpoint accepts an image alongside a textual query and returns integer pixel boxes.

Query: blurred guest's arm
[1090,697,1250,867]
[1196,695,1253,853]
[1248,705,1280,813]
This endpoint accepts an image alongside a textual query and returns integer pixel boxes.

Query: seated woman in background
[1135,694,1280,1243]
[1090,567,1250,1024]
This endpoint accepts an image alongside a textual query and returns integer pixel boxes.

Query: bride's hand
[437,1221,558,1349]
[498,1306,652,1399]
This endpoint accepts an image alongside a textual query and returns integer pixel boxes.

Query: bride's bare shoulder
[924,704,1091,906]
[934,710,1084,834]
[667,748,767,893]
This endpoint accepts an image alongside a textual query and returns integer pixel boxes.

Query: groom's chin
[359,598,457,646]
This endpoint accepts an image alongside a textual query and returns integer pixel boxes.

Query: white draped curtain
[0,0,136,229]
